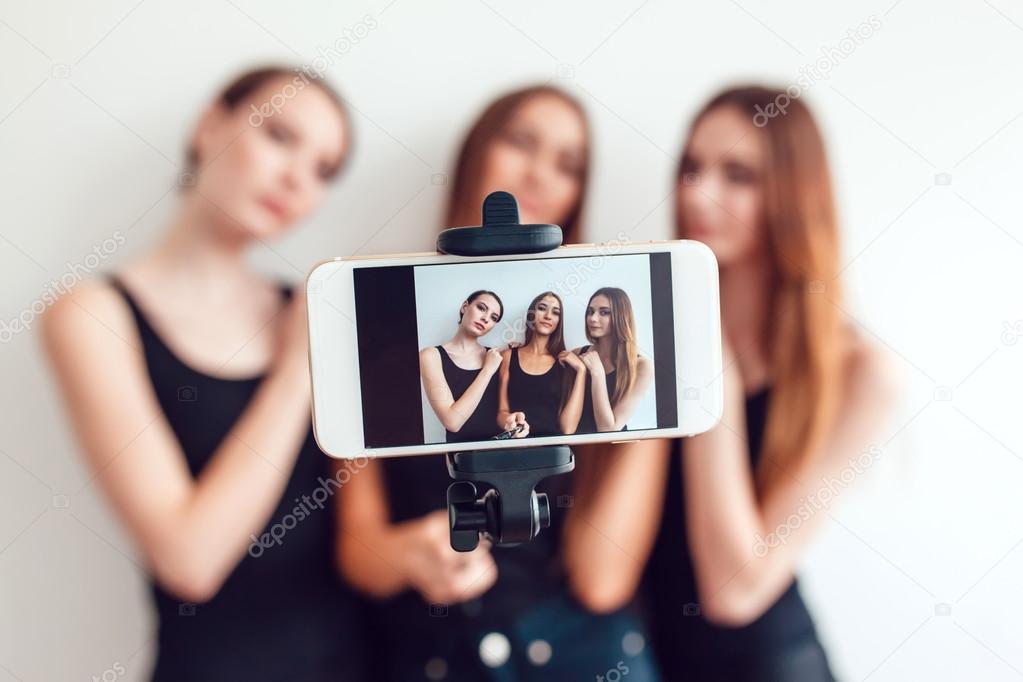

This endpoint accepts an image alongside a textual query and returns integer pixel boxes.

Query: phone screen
[351,252,678,449]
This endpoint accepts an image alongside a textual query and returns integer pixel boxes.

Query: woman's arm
[684,337,901,626]
[561,439,671,613]
[420,347,501,433]
[591,356,654,432]
[558,350,586,434]
[39,281,312,603]
[496,349,513,429]
[336,459,498,604]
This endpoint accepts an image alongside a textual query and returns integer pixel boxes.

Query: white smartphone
[306,239,723,459]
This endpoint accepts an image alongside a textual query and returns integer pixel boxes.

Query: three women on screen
[421,284,654,441]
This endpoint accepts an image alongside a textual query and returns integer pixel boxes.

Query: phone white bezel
[305,240,723,459]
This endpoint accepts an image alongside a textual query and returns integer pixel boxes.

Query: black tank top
[435,344,500,442]
[575,345,626,434]
[643,386,833,680]
[107,275,367,682]
[507,347,564,437]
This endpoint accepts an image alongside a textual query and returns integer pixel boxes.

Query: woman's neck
[591,337,615,369]
[523,334,550,356]
[719,253,773,375]
[447,330,482,352]
[129,194,258,302]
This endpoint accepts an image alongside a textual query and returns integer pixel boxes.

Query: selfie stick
[438,191,576,552]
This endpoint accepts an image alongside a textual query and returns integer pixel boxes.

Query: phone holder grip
[436,191,562,256]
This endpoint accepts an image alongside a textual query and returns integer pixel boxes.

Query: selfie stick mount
[439,191,575,551]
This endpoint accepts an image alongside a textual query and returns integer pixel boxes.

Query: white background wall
[414,254,657,442]
[2,1,1022,680]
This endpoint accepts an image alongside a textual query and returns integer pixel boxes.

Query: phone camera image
[351,251,679,451]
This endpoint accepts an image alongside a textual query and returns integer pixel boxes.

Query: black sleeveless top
[507,347,564,437]
[643,386,834,681]
[574,345,626,434]
[436,345,500,442]
[107,275,367,682]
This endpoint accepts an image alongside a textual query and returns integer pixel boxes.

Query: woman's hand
[581,349,605,377]
[502,411,530,438]
[558,349,585,372]
[483,347,504,376]
[400,510,498,605]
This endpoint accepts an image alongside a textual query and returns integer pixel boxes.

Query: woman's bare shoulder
[40,276,136,345]
[843,330,903,405]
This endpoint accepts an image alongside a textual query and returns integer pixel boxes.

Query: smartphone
[306,239,723,459]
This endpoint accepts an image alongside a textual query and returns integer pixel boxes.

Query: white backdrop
[2,1,1023,680]
[414,254,657,442]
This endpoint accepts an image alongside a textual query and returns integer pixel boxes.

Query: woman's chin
[225,209,290,241]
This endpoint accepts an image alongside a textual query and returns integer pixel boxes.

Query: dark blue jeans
[379,594,661,682]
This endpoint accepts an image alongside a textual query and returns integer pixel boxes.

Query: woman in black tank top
[336,85,661,681]
[561,288,654,435]
[40,67,367,680]
[639,86,898,681]
[498,291,567,438]
[420,290,516,443]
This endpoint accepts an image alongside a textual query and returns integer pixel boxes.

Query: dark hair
[524,291,565,355]
[459,290,504,323]
[184,65,352,179]
[443,85,590,244]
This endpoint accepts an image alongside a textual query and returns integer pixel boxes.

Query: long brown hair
[586,287,638,407]
[523,291,566,356]
[443,85,590,244]
[677,86,847,494]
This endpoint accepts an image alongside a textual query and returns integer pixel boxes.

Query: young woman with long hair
[641,86,900,680]
[337,85,662,681]
[497,290,567,438]
[560,287,654,434]
[40,67,368,680]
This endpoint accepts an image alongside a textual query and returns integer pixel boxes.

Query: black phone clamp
[439,191,575,552]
